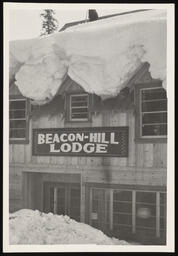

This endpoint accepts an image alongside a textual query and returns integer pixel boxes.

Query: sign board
[32,127,128,157]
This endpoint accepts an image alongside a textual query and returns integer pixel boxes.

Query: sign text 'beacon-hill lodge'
[32,127,128,157]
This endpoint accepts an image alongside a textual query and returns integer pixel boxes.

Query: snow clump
[9,209,129,245]
[9,9,166,105]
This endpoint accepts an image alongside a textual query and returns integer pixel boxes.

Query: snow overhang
[9,9,166,105]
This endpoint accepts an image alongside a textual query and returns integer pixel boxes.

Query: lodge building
[9,12,167,245]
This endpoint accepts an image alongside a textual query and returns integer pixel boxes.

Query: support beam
[132,190,136,233]
[80,173,85,222]
[89,188,93,225]
[53,187,57,214]
[156,192,160,238]
[109,189,113,230]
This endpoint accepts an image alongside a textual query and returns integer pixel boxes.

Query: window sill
[65,120,91,123]
[134,137,167,144]
[64,119,92,124]
[9,139,29,144]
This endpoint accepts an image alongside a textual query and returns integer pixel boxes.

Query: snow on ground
[9,9,166,105]
[9,209,129,245]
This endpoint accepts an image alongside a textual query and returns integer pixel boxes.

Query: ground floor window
[113,190,132,238]
[89,187,166,244]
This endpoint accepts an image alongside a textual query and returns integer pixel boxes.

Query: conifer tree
[40,9,59,36]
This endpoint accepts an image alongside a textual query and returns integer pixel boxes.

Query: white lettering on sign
[60,143,71,152]
[101,133,109,144]
[110,132,119,144]
[72,142,82,152]
[53,134,60,143]
[50,144,60,153]
[98,133,101,143]
[46,133,53,144]
[89,133,98,142]
[60,133,67,142]
[75,133,84,142]
[38,134,45,144]
[49,142,108,154]
[96,143,108,153]
[36,129,125,156]
[38,132,119,145]
[68,133,75,142]
[83,143,95,153]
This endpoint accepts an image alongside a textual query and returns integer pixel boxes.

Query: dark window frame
[9,95,30,144]
[87,185,166,242]
[65,93,92,123]
[134,81,167,143]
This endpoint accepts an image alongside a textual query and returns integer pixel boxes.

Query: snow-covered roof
[9,9,166,105]
[59,9,149,32]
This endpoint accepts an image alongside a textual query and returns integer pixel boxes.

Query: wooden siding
[9,71,167,214]
[9,166,23,212]
[9,77,167,213]
[9,73,167,170]
[9,109,167,169]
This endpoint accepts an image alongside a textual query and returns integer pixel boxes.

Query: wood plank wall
[9,104,167,212]
[9,166,23,212]
[9,109,167,169]
[9,77,167,213]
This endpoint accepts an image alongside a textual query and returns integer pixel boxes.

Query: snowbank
[9,209,129,245]
[9,9,166,105]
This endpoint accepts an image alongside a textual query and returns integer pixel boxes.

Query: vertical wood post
[53,187,57,214]
[80,173,85,222]
[132,190,136,233]
[109,189,113,230]
[156,192,160,237]
[22,171,29,209]
[89,188,93,225]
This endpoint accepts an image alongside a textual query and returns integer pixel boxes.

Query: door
[90,188,110,233]
[43,182,81,222]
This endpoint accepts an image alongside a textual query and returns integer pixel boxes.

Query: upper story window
[9,98,29,143]
[135,83,167,141]
[69,94,89,121]
[140,87,167,137]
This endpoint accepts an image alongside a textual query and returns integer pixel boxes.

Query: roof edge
[59,9,151,32]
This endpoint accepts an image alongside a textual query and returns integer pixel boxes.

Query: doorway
[43,182,81,222]
[89,188,110,234]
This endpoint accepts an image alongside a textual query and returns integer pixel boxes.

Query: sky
[8,4,136,40]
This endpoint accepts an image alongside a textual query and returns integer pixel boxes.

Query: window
[89,187,166,244]
[135,83,167,141]
[140,88,167,137]
[69,94,89,121]
[9,98,29,143]
[136,191,156,237]
[113,190,132,238]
